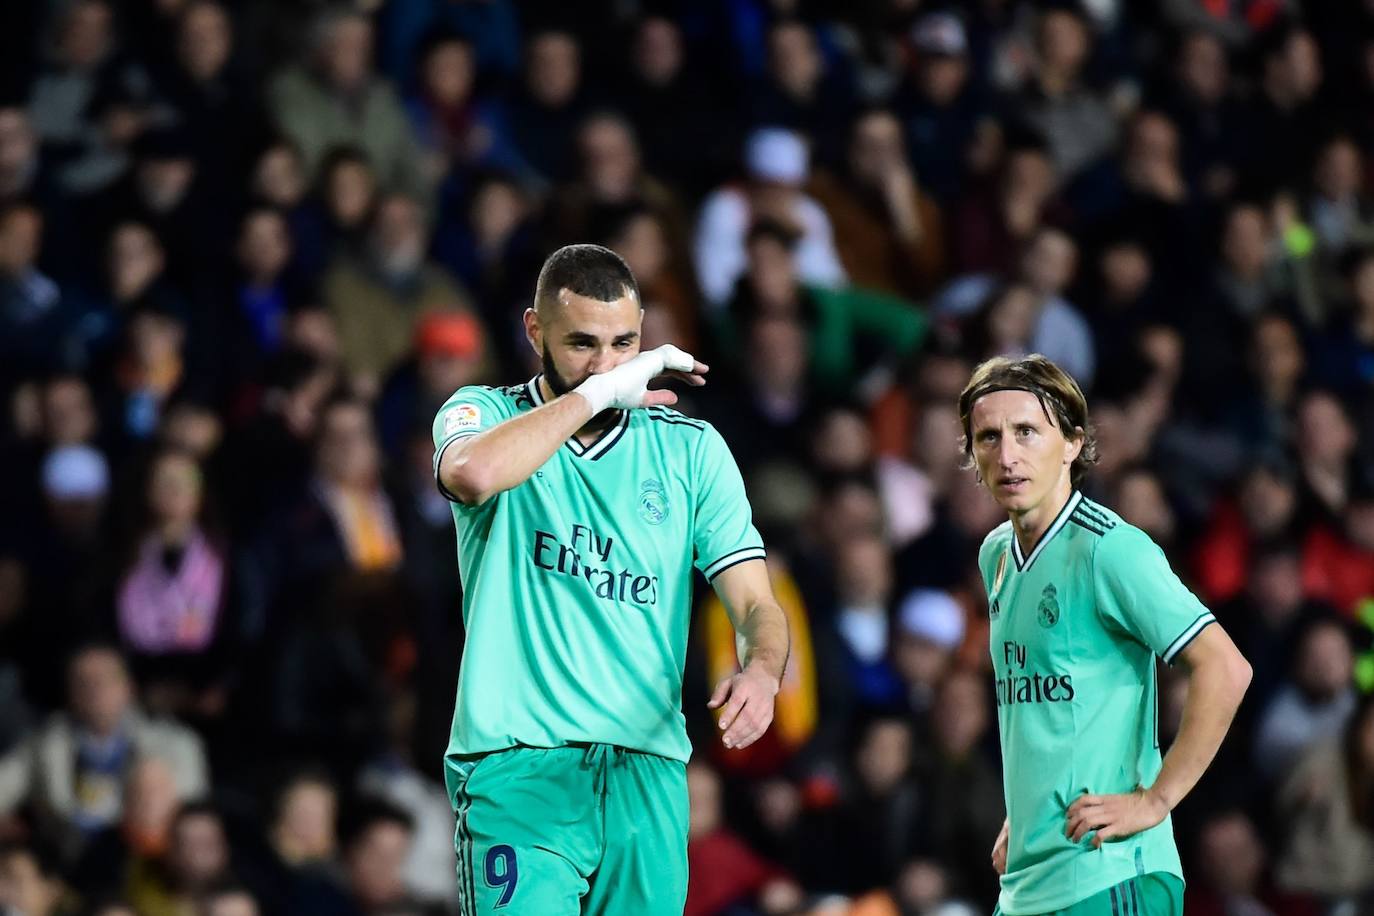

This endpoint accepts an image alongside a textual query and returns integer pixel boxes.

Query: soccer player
[960,355,1252,916]
[432,244,789,914]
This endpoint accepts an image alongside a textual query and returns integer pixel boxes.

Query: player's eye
[1017,426,1035,438]
[614,340,632,349]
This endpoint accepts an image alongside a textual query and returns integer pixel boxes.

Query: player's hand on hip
[574,344,709,413]
[991,818,1009,875]
[1065,787,1169,848]
[707,663,778,750]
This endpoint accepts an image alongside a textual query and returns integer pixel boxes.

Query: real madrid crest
[1037,583,1061,628]
[637,478,669,525]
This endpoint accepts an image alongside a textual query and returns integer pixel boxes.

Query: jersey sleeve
[1094,525,1216,665]
[431,386,513,502]
[691,424,766,581]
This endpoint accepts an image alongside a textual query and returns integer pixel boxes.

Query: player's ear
[1065,428,1085,464]
[523,307,541,354]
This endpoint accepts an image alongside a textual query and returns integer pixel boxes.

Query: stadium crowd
[1,0,1373,914]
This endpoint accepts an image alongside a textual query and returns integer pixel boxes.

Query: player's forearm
[442,394,594,504]
[736,600,790,684]
[1147,648,1250,811]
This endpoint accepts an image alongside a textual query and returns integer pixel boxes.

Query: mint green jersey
[431,377,765,764]
[977,491,1216,915]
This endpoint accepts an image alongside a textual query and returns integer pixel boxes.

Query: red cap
[416,311,483,359]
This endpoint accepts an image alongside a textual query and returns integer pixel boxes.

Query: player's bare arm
[1066,624,1250,847]
[706,559,790,750]
[440,287,707,505]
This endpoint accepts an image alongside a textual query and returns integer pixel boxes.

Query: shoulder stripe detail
[1075,503,1116,528]
[646,407,706,429]
[1163,614,1216,664]
[646,415,706,430]
[703,546,767,580]
[1069,515,1107,537]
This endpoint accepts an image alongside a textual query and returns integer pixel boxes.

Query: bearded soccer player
[961,355,1251,916]
[432,244,789,915]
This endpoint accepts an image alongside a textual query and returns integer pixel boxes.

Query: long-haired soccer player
[961,354,1251,916]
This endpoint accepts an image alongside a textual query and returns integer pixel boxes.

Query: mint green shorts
[445,744,688,915]
[995,873,1184,916]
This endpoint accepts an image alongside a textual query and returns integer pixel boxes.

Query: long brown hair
[958,354,1099,487]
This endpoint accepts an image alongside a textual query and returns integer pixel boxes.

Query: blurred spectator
[1192,456,1301,604]
[267,9,423,197]
[749,19,853,155]
[27,0,171,196]
[694,127,846,309]
[820,716,919,895]
[684,761,795,916]
[615,16,727,197]
[322,192,479,397]
[376,0,521,89]
[894,12,987,205]
[543,111,695,317]
[1227,313,1305,458]
[937,226,1096,386]
[73,755,182,898]
[0,645,208,858]
[342,798,416,915]
[1254,618,1358,782]
[1217,539,1330,718]
[259,398,404,774]
[1312,248,1374,397]
[0,201,67,393]
[718,221,928,397]
[1274,691,1374,900]
[1010,6,1118,184]
[1151,29,1245,202]
[357,712,454,908]
[126,798,232,916]
[376,311,485,459]
[1302,477,1374,617]
[163,1,266,209]
[505,29,590,186]
[226,206,299,379]
[431,172,537,367]
[949,137,1061,275]
[831,534,902,711]
[403,31,526,191]
[1186,809,1319,916]
[909,670,1003,906]
[701,311,815,474]
[0,840,80,916]
[1245,25,1330,192]
[115,448,235,724]
[808,109,947,300]
[1293,389,1359,525]
[847,857,980,916]
[602,204,700,354]
[891,589,965,723]
[1308,135,1374,274]
[198,882,260,916]
[0,106,52,207]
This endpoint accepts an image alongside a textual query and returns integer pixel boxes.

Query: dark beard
[542,343,619,433]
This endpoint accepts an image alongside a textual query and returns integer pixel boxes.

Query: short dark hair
[341,796,414,851]
[534,244,639,315]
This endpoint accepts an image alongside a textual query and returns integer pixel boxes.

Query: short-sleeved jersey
[977,491,1215,915]
[431,377,765,763]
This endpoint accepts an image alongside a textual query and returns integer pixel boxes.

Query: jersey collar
[526,375,630,461]
[1010,490,1082,572]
